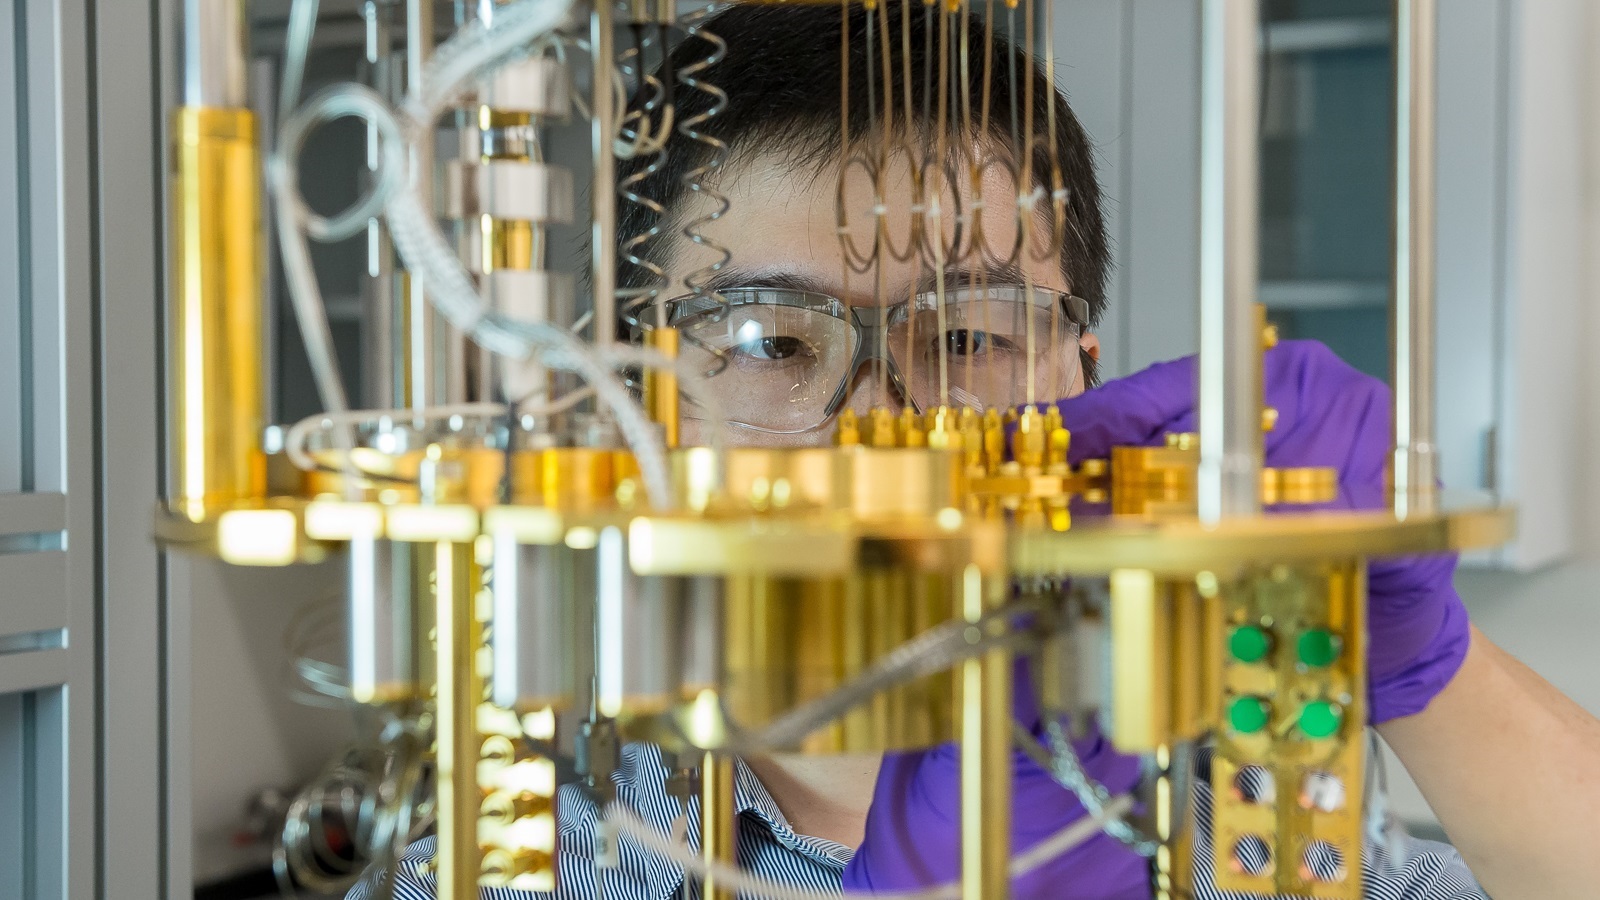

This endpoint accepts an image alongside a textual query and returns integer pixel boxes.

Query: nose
[838,355,909,417]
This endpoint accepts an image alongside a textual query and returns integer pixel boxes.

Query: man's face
[660,150,1100,448]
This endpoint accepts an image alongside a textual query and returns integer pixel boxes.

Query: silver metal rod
[1393,0,1439,517]
[406,0,437,411]
[182,0,248,106]
[1196,0,1262,524]
[364,0,404,409]
[590,1,618,346]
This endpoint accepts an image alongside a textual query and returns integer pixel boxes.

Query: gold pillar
[700,751,737,900]
[433,542,481,900]
[960,565,1010,900]
[643,327,681,449]
[168,107,265,521]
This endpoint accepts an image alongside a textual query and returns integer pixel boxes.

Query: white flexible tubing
[606,794,1134,900]
[284,404,501,474]
[284,390,599,475]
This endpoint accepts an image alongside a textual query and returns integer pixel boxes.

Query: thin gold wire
[933,1,952,407]
[1020,0,1037,407]
[876,0,895,404]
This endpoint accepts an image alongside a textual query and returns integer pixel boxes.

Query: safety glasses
[665,284,1089,433]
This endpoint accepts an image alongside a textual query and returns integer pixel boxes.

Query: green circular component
[1229,625,1272,663]
[1299,700,1343,739]
[1297,629,1341,668]
[1229,696,1271,734]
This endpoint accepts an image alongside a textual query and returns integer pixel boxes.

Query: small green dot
[1297,629,1341,668]
[1300,700,1342,739]
[1230,625,1272,663]
[1229,696,1271,734]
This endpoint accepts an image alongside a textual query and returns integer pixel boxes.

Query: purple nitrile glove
[1051,340,1469,724]
[842,663,1147,898]
[842,342,1467,897]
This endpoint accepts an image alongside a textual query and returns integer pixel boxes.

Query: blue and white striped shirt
[354,742,1484,900]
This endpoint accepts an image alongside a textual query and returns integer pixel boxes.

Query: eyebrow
[697,259,1053,302]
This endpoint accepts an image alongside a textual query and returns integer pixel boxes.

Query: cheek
[680,418,836,450]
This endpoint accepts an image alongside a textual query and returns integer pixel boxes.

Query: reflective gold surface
[1012,506,1516,578]
[960,565,1011,900]
[433,542,482,900]
[718,572,959,753]
[700,752,737,900]
[168,106,266,522]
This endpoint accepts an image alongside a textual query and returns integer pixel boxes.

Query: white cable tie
[1018,186,1048,209]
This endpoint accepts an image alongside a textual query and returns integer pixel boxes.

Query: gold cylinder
[644,327,681,449]
[433,542,482,900]
[960,565,1010,900]
[169,107,266,521]
[700,751,737,900]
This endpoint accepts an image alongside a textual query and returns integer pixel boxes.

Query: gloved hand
[841,664,1148,897]
[842,342,1467,897]
[1049,339,1469,724]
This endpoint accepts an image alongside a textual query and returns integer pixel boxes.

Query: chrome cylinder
[182,0,247,107]
[589,0,618,345]
[1393,0,1440,516]
[595,527,680,716]
[490,538,577,710]
[1196,0,1263,523]
[347,535,429,703]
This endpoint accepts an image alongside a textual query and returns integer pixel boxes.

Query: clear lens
[675,293,859,432]
[888,285,1082,412]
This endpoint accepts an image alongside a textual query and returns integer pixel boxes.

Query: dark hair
[616,3,1109,376]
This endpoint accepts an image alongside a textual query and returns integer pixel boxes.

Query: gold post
[960,565,1010,900]
[1149,743,1194,900]
[643,327,681,449]
[168,107,266,521]
[1109,569,1171,752]
[700,751,737,900]
[434,542,481,899]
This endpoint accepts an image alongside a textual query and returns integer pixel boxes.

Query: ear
[1079,331,1101,361]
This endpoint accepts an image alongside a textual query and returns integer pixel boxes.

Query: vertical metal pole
[590,1,618,346]
[170,0,265,520]
[363,0,402,409]
[960,566,1010,900]
[699,752,737,900]
[1393,0,1439,517]
[1196,0,1262,524]
[405,0,438,411]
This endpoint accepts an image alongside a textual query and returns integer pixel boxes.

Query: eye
[940,329,1017,357]
[731,335,813,362]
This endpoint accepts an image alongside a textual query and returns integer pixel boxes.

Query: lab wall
[187,556,355,885]
[1379,0,1600,829]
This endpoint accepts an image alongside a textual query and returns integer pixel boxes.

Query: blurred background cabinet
[1056,0,1588,572]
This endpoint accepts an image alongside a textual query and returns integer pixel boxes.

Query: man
[367,5,1600,898]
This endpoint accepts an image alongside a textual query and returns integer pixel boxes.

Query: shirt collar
[732,756,855,870]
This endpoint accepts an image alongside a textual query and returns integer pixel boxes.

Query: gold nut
[480,847,551,881]
[481,735,517,765]
[835,408,861,446]
[869,407,897,448]
[1165,432,1198,451]
[1263,323,1280,349]
[1261,407,1279,433]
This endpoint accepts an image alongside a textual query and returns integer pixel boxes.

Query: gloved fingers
[1052,356,1197,462]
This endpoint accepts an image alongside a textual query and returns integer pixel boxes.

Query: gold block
[1109,568,1171,752]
